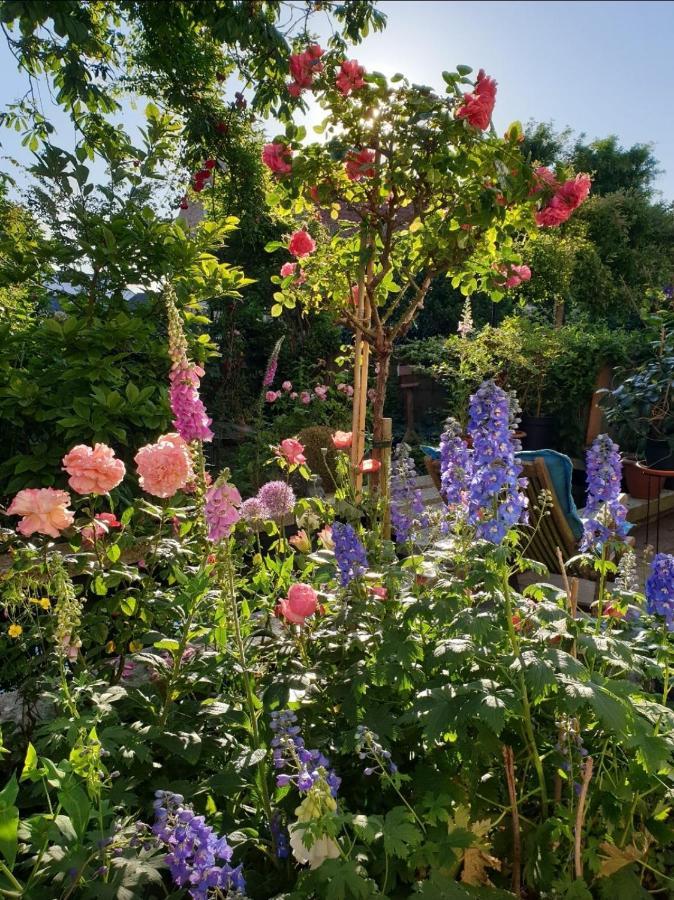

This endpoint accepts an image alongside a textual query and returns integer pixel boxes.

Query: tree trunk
[370,345,392,491]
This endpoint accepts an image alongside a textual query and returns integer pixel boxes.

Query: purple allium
[390,443,428,543]
[355,725,397,775]
[169,364,214,443]
[262,338,284,388]
[581,434,628,550]
[466,380,527,543]
[240,497,269,527]
[332,522,368,586]
[152,791,245,899]
[256,481,295,521]
[645,553,674,630]
[270,710,341,798]
[204,481,242,542]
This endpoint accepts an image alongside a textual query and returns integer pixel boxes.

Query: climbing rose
[288,44,324,96]
[282,381,293,392]
[62,443,126,495]
[262,142,292,175]
[314,385,328,401]
[7,488,75,538]
[265,390,280,403]
[332,431,352,450]
[504,264,532,289]
[205,482,242,542]
[336,59,365,95]
[278,583,318,625]
[456,69,497,130]
[81,512,122,545]
[280,262,297,278]
[300,391,312,404]
[530,166,559,194]
[288,230,316,258]
[277,438,307,466]
[345,148,376,181]
[536,174,591,227]
[135,433,193,498]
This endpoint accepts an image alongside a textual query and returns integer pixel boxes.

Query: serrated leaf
[382,806,423,859]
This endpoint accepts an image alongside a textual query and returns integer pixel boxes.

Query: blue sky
[1,0,674,199]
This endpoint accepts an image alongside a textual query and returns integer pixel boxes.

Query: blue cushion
[421,444,584,541]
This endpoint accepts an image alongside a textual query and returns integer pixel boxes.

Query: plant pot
[520,415,558,451]
[623,457,662,500]
[645,437,674,471]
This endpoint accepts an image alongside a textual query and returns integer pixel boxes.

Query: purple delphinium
[466,380,527,543]
[390,443,428,543]
[332,522,368,586]
[645,553,674,631]
[256,481,296,521]
[355,725,397,775]
[439,417,473,509]
[581,434,628,551]
[270,710,341,798]
[152,791,245,899]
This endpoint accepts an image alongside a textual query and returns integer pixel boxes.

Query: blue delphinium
[270,710,341,798]
[466,380,527,543]
[332,522,368,586]
[355,725,397,775]
[645,553,674,631]
[440,418,472,506]
[152,791,245,899]
[581,434,628,550]
[390,443,428,543]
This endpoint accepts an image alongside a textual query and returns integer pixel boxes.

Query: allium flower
[240,497,269,528]
[646,553,674,631]
[257,481,296,521]
[345,148,376,181]
[390,442,428,543]
[277,582,318,624]
[276,438,306,467]
[262,142,292,175]
[536,174,591,227]
[169,364,214,443]
[135,433,193,498]
[332,522,368,586]
[152,791,245,899]
[7,488,75,538]
[62,443,126,494]
[466,380,527,542]
[456,69,497,130]
[581,434,628,550]
[81,512,122,546]
[332,430,352,450]
[457,295,474,338]
[336,59,366,95]
[288,230,316,258]
[205,481,242,542]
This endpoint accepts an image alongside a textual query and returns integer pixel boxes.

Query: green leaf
[456,65,473,76]
[0,774,19,867]
[20,743,38,782]
[314,858,376,900]
[382,806,423,859]
[57,782,91,840]
[106,544,121,563]
[271,304,283,317]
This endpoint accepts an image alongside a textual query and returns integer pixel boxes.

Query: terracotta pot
[623,457,662,500]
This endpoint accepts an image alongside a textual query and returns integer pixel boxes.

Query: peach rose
[7,488,75,538]
[62,442,126,495]
[134,433,193,498]
[332,431,352,450]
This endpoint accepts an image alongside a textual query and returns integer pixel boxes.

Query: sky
[1,0,674,199]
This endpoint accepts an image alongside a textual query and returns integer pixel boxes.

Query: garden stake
[502,745,521,896]
[574,756,593,879]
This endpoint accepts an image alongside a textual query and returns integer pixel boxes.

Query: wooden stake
[381,417,392,539]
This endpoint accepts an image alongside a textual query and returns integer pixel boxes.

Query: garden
[1,2,674,898]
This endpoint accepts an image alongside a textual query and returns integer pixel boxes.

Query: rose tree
[263,52,590,480]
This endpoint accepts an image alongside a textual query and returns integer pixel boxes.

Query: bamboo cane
[381,417,392,539]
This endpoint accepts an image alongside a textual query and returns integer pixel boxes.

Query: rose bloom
[314,385,328,401]
[332,430,352,450]
[62,442,126,495]
[265,390,280,403]
[359,458,381,474]
[81,512,122,546]
[289,529,311,553]
[261,142,292,175]
[288,230,316,259]
[277,437,307,466]
[280,262,297,278]
[504,264,532,289]
[317,525,334,550]
[535,174,591,227]
[7,487,75,538]
[336,59,365,95]
[456,69,497,130]
[282,380,293,392]
[277,582,318,625]
[345,148,376,181]
[287,44,324,96]
[300,391,312,405]
[134,433,193,498]
[290,392,298,400]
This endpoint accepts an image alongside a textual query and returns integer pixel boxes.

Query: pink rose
[262,142,292,175]
[332,431,352,450]
[456,69,497,130]
[288,230,316,258]
[134,433,193,498]
[504,264,532,289]
[535,174,591,227]
[62,443,126,495]
[265,391,280,403]
[300,391,312,405]
[277,582,318,625]
[81,512,122,546]
[7,488,75,538]
[314,385,328,401]
[280,262,297,278]
[336,59,365,95]
[282,380,293,391]
[290,392,298,400]
[287,44,324,96]
[277,438,307,466]
[318,525,334,550]
[345,148,376,181]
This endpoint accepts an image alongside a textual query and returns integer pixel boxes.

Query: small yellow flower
[39,598,51,610]
[8,624,22,639]
[128,640,143,653]
[105,640,116,654]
